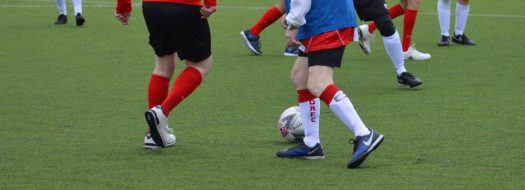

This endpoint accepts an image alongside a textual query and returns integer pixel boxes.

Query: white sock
[437,0,451,36]
[72,0,82,15]
[328,91,370,137]
[455,2,470,36]
[382,31,406,76]
[299,98,320,147]
[56,0,67,15]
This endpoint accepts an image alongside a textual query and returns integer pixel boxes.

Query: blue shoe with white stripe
[240,29,262,55]
[347,129,384,168]
[276,143,325,160]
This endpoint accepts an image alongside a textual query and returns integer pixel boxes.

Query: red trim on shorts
[143,0,217,7]
[300,27,355,53]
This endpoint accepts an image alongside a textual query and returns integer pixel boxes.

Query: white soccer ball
[278,106,304,143]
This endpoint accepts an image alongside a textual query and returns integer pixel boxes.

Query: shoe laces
[166,126,173,134]
[409,44,427,54]
[462,34,470,40]
[402,72,416,79]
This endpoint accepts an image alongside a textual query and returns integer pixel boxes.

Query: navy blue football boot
[452,33,476,45]
[240,29,262,55]
[276,143,325,160]
[347,129,384,168]
[397,72,423,88]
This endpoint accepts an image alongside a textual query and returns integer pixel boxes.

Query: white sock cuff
[382,31,400,40]
[439,0,451,6]
[456,2,470,11]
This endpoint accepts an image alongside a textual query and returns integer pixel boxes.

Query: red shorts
[300,27,357,53]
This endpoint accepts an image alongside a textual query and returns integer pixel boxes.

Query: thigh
[291,56,309,90]
[354,0,389,21]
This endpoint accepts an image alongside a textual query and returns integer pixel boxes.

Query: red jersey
[116,0,216,13]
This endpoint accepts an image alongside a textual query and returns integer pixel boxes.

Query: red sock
[249,6,283,36]
[389,4,406,19]
[297,89,316,103]
[319,84,340,105]
[368,4,405,33]
[148,74,170,109]
[403,9,418,51]
[161,67,203,116]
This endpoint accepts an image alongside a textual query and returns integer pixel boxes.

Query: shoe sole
[404,56,431,61]
[398,81,423,88]
[438,42,449,46]
[144,143,161,150]
[144,143,175,150]
[283,52,298,57]
[240,31,262,55]
[347,135,384,168]
[276,154,325,160]
[452,39,475,45]
[357,29,371,55]
[145,111,166,148]
[144,140,176,150]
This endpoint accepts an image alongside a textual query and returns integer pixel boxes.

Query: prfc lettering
[309,100,316,122]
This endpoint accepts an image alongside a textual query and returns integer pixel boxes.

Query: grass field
[1,0,524,189]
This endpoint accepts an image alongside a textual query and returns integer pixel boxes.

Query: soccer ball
[278,106,304,143]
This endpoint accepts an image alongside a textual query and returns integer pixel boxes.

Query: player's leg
[160,3,212,118]
[144,54,177,149]
[148,55,176,109]
[306,53,369,138]
[367,3,405,34]
[142,2,205,148]
[357,0,404,54]
[293,57,321,151]
[55,0,67,24]
[250,1,285,37]
[72,0,85,26]
[240,0,286,55]
[304,47,383,168]
[374,15,423,88]
[452,0,476,45]
[398,0,431,60]
[277,56,324,160]
[437,0,452,46]
[355,0,422,87]
[160,57,209,117]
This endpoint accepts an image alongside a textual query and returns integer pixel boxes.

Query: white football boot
[357,24,374,55]
[403,44,431,61]
[144,130,176,150]
[145,106,172,147]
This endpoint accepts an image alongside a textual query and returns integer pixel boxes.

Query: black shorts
[142,2,211,62]
[353,0,389,21]
[299,46,346,68]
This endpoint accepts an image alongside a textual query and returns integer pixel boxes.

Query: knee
[375,14,396,37]
[187,55,212,77]
[306,80,325,97]
[290,68,307,89]
[275,1,285,13]
[154,55,176,78]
